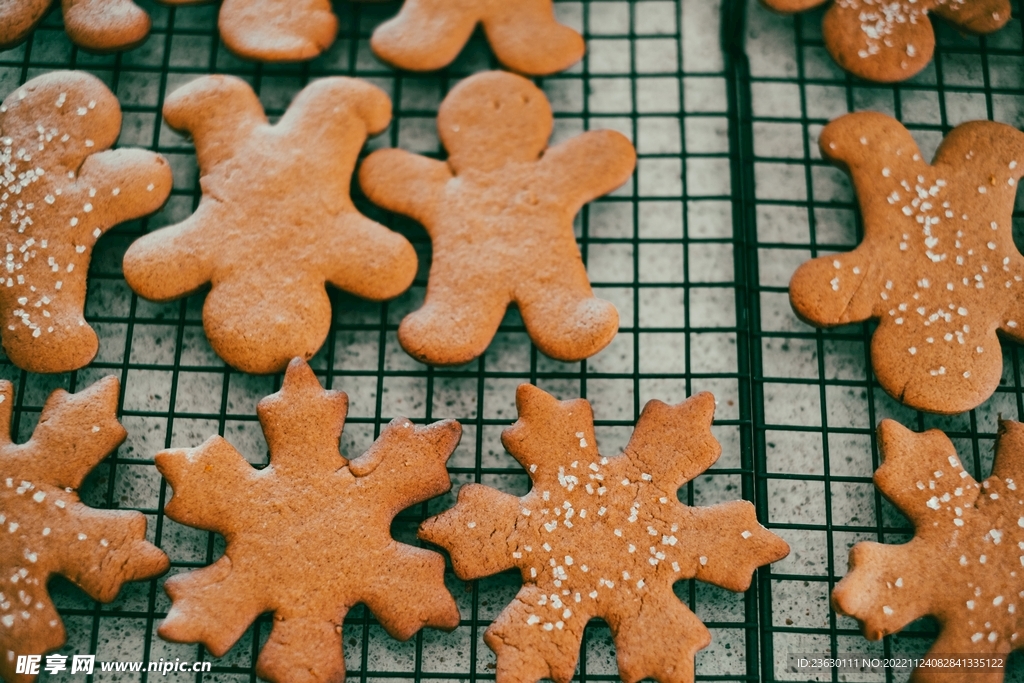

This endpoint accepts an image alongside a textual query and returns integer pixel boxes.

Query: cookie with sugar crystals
[834,419,1024,680]
[122,75,417,375]
[155,358,461,683]
[789,111,1024,415]
[0,0,151,52]
[419,384,789,683]
[359,71,634,366]
[760,0,1010,82]
[0,376,169,683]
[370,0,584,75]
[0,71,171,374]
[161,0,337,62]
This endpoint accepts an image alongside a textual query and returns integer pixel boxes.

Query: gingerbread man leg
[370,0,480,72]
[399,277,509,366]
[218,0,338,61]
[0,0,52,50]
[516,268,619,362]
[483,0,585,75]
[61,0,150,51]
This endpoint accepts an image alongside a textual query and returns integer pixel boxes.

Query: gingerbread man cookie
[420,384,789,683]
[789,112,1024,414]
[370,0,585,75]
[761,0,1011,82]
[155,358,461,683]
[834,419,1024,680]
[359,71,634,366]
[0,0,150,52]
[160,0,337,62]
[0,376,170,683]
[0,71,171,374]
[123,75,417,375]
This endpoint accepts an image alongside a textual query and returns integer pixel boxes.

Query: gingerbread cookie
[0,72,172,374]
[0,0,150,52]
[0,376,170,683]
[160,0,337,62]
[122,75,417,375]
[419,384,789,683]
[789,112,1024,415]
[834,419,1024,676]
[761,0,1010,82]
[359,71,634,366]
[155,358,462,683]
[370,0,585,75]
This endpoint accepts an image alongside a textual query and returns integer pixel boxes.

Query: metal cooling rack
[2,0,1023,681]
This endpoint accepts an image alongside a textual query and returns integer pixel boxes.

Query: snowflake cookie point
[835,419,1024,677]
[154,358,460,683]
[0,376,168,683]
[420,385,788,683]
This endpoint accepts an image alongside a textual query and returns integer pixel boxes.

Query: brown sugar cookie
[370,0,585,75]
[0,376,170,683]
[122,75,417,375]
[419,385,789,683]
[160,0,337,62]
[0,71,172,374]
[834,419,1024,678]
[789,112,1024,415]
[155,358,462,683]
[359,71,634,366]
[760,0,1010,82]
[0,0,151,52]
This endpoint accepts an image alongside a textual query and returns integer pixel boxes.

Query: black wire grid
[1,0,1023,681]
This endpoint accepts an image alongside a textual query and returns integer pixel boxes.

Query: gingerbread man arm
[359,148,453,229]
[370,0,481,73]
[0,0,52,50]
[122,205,217,302]
[538,130,636,214]
[76,148,172,229]
[482,0,585,75]
[162,75,268,171]
[931,0,1011,35]
[217,0,337,62]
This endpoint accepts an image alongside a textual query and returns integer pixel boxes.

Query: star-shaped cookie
[419,384,789,683]
[122,75,417,374]
[155,358,462,683]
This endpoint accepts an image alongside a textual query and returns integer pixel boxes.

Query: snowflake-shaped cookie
[155,358,462,683]
[834,419,1024,677]
[123,75,417,374]
[0,71,171,373]
[0,376,169,683]
[419,384,789,683]
[761,0,1010,82]
[371,0,585,75]
[789,112,1024,414]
